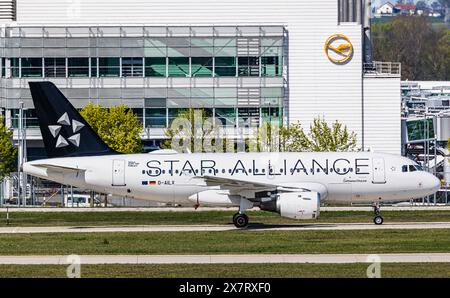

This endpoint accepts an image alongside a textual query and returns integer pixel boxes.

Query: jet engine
[260,191,320,220]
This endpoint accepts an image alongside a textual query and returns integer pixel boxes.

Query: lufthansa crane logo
[324,34,354,64]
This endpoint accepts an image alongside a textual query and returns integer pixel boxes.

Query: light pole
[22,106,27,207]
[17,102,22,207]
[145,125,151,140]
[17,101,28,207]
[0,107,3,207]
[424,112,438,205]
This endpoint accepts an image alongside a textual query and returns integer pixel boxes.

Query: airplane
[23,82,441,228]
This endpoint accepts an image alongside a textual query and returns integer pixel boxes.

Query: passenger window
[402,165,408,172]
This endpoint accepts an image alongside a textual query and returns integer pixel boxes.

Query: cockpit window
[402,164,423,172]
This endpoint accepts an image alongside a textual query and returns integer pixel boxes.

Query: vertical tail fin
[29,81,118,158]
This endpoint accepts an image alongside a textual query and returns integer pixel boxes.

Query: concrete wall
[363,76,401,154]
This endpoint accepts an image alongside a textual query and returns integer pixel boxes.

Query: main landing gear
[233,213,249,228]
[372,202,384,225]
[232,198,253,228]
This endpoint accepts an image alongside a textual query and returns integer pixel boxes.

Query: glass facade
[2,55,281,78]
[21,58,42,77]
[68,58,89,77]
[44,58,66,77]
[0,25,287,138]
[10,109,39,128]
[122,57,143,77]
[98,57,120,77]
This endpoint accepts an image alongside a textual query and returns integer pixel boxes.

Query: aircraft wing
[196,175,327,197]
[196,175,276,191]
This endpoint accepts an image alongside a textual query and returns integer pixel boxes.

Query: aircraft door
[372,158,386,184]
[112,159,126,186]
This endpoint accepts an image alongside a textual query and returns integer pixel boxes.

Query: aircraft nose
[426,174,441,193]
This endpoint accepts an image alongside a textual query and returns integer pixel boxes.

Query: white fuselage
[23,151,441,206]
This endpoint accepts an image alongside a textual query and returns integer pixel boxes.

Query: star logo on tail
[48,112,85,148]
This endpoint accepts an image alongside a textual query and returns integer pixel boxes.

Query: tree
[431,1,441,12]
[438,0,450,23]
[80,103,143,153]
[280,117,358,152]
[437,30,450,79]
[163,111,358,153]
[416,1,428,13]
[0,116,17,182]
[372,16,450,80]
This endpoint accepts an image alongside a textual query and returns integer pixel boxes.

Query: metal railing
[363,61,401,77]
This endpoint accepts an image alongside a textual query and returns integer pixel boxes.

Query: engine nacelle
[260,191,320,220]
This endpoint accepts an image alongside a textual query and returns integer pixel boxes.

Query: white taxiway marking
[1,206,450,212]
[1,253,450,264]
[1,222,450,234]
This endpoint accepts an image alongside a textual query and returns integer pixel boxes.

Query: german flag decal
[142,181,157,186]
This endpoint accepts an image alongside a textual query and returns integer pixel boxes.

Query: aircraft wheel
[373,216,384,225]
[233,213,249,228]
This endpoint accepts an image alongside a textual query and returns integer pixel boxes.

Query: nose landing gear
[372,202,384,225]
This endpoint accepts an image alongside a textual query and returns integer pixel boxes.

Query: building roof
[394,4,416,10]
[380,2,394,8]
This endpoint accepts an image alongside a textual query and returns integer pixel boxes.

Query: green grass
[0,229,449,255]
[1,210,450,226]
[1,263,450,278]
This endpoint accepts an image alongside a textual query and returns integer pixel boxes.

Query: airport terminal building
[0,0,401,159]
